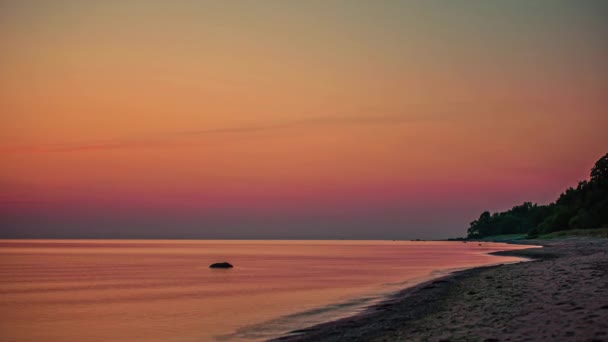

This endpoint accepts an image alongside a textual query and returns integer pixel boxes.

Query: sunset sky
[1,0,607,239]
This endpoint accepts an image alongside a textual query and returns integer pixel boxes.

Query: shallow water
[0,240,531,341]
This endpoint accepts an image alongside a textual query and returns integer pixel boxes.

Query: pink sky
[1,1,607,238]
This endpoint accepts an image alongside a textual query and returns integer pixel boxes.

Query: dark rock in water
[209,262,233,269]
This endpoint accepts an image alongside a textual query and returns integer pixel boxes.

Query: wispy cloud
[180,113,431,136]
[1,112,447,154]
[0,140,162,153]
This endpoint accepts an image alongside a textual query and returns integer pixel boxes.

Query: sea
[0,239,532,341]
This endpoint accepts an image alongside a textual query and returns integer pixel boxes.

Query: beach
[274,238,608,341]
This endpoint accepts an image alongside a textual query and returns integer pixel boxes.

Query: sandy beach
[273,238,608,341]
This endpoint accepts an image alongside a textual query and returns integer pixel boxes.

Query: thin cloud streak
[179,112,442,136]
[1,112,449,154]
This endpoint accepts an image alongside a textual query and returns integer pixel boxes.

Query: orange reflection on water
[0,240,533,341]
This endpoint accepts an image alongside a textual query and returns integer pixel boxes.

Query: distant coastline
[467,153,608,240]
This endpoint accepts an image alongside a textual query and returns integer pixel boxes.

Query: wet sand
[273,238,608,341]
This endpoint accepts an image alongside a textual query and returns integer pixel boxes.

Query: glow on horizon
[1,1,607,239]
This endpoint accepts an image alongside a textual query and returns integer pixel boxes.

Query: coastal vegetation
[536,228,608,239]
[467,153,608,239]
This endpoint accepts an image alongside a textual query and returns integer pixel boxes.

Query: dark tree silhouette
[466,153,608,238]
[591,153,608,185]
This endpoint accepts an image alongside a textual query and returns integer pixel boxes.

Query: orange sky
[1,1,607,238]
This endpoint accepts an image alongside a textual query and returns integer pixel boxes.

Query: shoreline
[270,238,608,341]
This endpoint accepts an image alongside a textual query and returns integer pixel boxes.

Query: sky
[1,0,607,239]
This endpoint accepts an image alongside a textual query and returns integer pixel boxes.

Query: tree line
[467,153,608,239]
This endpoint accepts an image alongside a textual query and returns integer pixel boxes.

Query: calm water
[0,240,532,341]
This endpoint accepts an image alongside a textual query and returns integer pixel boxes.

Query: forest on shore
[467,153,608,239]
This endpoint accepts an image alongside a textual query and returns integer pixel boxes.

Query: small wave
[215,294,387,341]
[217,263,525,341]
